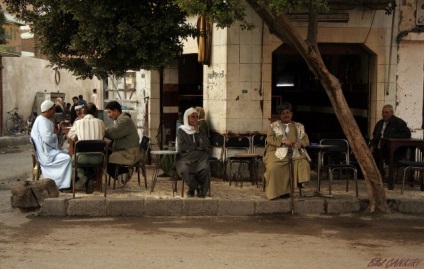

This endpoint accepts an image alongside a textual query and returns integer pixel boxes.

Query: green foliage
[0,11,6,44]
[2,0,332,79]
[384,0,397,15]
[174,0,253,29]
[176,0,328,29]
[4,0,196,79]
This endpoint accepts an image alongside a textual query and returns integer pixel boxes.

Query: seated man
[263,102,310,200]
[70,96,79,124]
[175,107,211,198]
[369,104,411,166]
[104,101,141,184]
[74,105,84,122]
[30,100,72,191]
[68,103,105,192]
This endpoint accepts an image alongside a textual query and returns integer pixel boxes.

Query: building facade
[140,0,423,150]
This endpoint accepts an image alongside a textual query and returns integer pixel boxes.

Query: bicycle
[5,107,30,135]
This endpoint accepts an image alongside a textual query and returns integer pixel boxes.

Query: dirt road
[1,144,424,269]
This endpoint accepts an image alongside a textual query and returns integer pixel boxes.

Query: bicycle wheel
[6,118,22,135]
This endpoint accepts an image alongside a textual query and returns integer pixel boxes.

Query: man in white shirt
[91,88,98,107]
[68,103,105,192]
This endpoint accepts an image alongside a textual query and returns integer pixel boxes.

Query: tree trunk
[247,1,390,212]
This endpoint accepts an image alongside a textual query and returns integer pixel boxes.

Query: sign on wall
[417,0,424,25]
[0,23,22,56]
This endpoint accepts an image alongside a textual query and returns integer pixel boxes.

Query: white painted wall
[2,57,102,135]
[396,0,424,139]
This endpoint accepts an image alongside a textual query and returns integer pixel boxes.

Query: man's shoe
[74,176,88,190]
[59,188,72,193]
[120,168,134,186]
[196,188,205,198]
[186,190,195,197]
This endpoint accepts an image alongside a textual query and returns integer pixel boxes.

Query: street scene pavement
[1,138,424,268]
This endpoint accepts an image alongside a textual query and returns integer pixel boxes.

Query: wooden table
[379,138,424,190]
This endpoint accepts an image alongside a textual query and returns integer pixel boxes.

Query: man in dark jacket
[369,104,411,165]
[70,96,79,124]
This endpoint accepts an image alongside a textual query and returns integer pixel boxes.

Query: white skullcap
[41,100,55,113]
[75,105,83,110]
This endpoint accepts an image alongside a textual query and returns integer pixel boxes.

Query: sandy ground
[1,144,424,269]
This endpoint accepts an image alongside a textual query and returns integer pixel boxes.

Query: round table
[150,150,178,195]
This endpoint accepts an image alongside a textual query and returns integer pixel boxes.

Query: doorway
[272,43,373,142]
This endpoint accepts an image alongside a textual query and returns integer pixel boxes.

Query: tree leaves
[4,0,196,79]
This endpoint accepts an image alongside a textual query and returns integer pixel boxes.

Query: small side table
[150,150,178,195]
[229,153,260,188]
[306,144,339,198]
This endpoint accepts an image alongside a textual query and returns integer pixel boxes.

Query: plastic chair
[109,135,150,190]
[30,138,41,181]
[72,140,107,198]
[397,160,424,194]
[319,139,358,197]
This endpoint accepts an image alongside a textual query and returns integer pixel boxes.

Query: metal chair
[397,160,424,194]
[72,140,108,198]
[319,139,358,197]
[224,135,253,187]
[209,132,225,180]
[30,138,41,181]
[109,135,150,190]
[252,133,267,191]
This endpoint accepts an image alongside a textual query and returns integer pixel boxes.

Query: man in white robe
[31,100,72,190]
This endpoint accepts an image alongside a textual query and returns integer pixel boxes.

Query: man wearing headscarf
[263,102,310,200]
[175,107,211,198]
[30,100,72,191]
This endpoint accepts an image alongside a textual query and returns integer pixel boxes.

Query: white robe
[30,115,72,189]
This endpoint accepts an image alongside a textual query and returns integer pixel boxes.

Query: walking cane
[288,147,295,215]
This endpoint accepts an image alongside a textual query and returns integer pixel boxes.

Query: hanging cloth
[197,15,212,66]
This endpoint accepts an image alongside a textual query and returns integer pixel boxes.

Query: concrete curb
[37,196,366,217]
[36,196,424,217]
[0,135,30,148]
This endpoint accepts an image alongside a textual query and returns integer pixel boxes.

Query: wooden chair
[30,138,41,181]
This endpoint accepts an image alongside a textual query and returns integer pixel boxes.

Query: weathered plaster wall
[2,57,101,135]
[397,0,424,138]
[397,37,424,136]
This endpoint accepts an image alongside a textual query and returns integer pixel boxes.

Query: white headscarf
[179,107,198,135]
